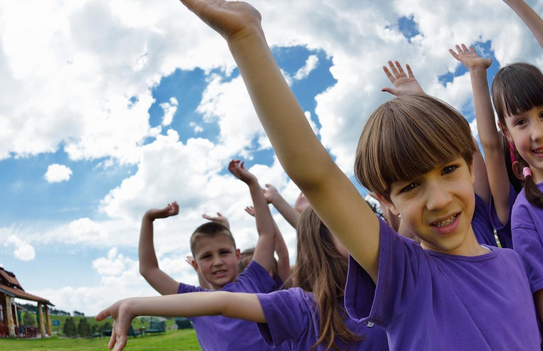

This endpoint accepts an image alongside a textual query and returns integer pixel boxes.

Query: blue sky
[1,0,542,315]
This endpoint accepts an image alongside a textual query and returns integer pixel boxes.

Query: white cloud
[6,235,35,261]
[44,164,73,183]
[160,97,178,127]
[294,55,319,80]
[190,122,204,133]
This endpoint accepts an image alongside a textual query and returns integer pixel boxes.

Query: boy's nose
[425,182,452,211]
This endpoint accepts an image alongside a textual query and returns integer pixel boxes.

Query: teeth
[534,149,543,154]
[433,214,456,227]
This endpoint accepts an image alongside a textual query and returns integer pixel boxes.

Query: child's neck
[420,226,489,257]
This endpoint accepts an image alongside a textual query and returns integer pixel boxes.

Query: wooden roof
[0,267,53,306]
[0,268,23,290]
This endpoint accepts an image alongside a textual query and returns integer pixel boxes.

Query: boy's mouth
[213,270,227,278]
[431,213,458,227]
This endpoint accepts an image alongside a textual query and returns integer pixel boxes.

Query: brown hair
[492,62,543,208]
[238,247,278,277]
[190,222,237,256]
[285,208,363,351]
[355,94,475,199]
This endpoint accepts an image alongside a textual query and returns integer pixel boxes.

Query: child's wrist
[469,66,488,78]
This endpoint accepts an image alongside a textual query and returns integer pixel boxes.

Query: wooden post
[45,305,52,336]
[38,302,45,338]
[13,301,19,328]
[5,296,15,337]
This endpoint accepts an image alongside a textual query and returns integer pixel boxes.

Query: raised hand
[180,0,263,41]
[262,184,279,204]
[449,44,492,71]
[145,202,179,221]
[245,206,255,217]
[228,160,257,184]
[202,212,230,228]
[381,61,425,96]
[95,299,135,351]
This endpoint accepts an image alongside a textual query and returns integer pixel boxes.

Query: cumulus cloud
[160,97,178,126]
[44,164,73,183]
[294,55,319,80]
[5,235,35,261]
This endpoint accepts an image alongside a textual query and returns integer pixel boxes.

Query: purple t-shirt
[512,182,543,293]
[345,218,540,350]
[256,287,389,351]
[489,183,517,249]
[177,261,287,351]
[472,193,499,247]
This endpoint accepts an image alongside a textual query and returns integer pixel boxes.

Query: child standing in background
[97,207,388,351]
[489,0,543,332]
[138,158,287,351]
[171,0,540,349]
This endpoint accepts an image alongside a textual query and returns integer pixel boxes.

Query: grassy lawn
[0,329,200,350]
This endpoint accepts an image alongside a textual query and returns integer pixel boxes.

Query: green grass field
[0,329,201,351]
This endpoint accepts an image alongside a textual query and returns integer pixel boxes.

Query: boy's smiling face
[193,234,241,290]
[383,157,484,256]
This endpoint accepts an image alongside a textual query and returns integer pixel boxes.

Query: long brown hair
[286,207,363,350]
[492,62,543,208]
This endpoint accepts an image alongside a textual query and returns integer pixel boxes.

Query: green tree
[77,318,91,338]
[100,321,112,332]
[63,317,77,337]
[23,312,36,327]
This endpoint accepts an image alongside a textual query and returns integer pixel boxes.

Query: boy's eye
[400,182,417,193]
[443,165,458,175]
[201,255,211,260]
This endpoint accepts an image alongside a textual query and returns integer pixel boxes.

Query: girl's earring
[398,214,402,218]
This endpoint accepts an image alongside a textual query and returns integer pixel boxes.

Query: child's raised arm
[504,0,543,49]
[139,202,181,295]
[263,184,300,228]
[449,44,510,224]
[246,205,291,282]
[96,292,265,351]
[180,0,380,282]
[229,160,276,272]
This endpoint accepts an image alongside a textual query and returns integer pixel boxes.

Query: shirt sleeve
[471,193,498,247]
[345,218,421,328]
[489,183,517,249]
[256,289,310,347]
[512,206,543,293]
[177,282,207,294]
[229,260,278,293]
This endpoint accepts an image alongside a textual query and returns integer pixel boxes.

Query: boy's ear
[235,248,241,263]
[191,259,201,273]
[375,193,400,217]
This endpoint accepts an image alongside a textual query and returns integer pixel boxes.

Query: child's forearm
[127,292,266,322]
[469,68,511,224]
[248,179,277,271]
[226,25,380,283]
[271,195,301,229]
[139,214,160,274]
[506,0,543,49]
[273,220,291,282]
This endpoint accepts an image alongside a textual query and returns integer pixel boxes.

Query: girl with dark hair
[490,0,543,333]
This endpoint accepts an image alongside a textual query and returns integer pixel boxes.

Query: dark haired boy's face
[385,157,479,255]
[193,235,240,290]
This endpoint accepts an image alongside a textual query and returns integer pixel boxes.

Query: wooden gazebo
[0,267,54,338]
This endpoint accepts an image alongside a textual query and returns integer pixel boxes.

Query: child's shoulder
[223,260,277,294]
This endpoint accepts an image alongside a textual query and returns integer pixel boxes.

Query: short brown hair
[190,222,237,256]
[355,94,475,200]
